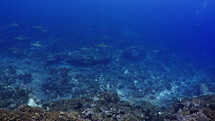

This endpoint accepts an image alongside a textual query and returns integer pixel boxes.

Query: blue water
[1,0,214,56]
[0,0,214,106]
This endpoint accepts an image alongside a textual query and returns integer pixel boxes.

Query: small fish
[10,23,19,27]
[14,36,26,40]
[32,26,48,32]
[31,41,42,47]
[32,26,43,29]
[8,46,19,52]
[95,43,111,48]
[80,47,91,51]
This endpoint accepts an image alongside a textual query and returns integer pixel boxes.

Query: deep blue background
[0,0,214,64]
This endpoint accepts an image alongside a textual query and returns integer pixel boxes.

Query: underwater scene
[0,0,215,120]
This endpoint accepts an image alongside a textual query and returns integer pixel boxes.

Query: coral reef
[0,66,32,109]
[42,67,100,100]
[43,92,165,121]
[165,94,215,121]
[1,93,214,121]
[0,93,166,121]
[0,18,214,121]
[1,45,214,108]
[0,105,83,121]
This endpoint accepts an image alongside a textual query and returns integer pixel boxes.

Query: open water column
[0,0,215,120]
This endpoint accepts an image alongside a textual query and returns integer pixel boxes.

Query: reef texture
[1,45,214,107]
[1,93,215,121]
[0,93,165,121]
[0,39,215,120]
[166,94,215,121]
[0,105,83,121]
[0,66,32,110]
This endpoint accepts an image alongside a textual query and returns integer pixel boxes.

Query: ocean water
[0,0,214,108]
